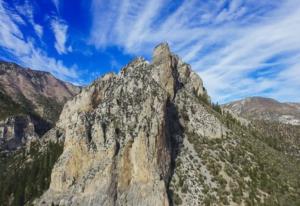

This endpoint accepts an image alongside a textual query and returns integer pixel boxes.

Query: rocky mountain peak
[37,44,225,205]
[117,43,205,101]
[2,45,300,205]
[0,43,292,206]
[153,43,171,63]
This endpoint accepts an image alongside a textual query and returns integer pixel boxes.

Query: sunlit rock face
[37,43,225,206]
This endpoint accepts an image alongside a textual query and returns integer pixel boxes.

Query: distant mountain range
[0,60,80,150]
[224,96,300,160]
[224,96,300,125]
[0,60,80,123]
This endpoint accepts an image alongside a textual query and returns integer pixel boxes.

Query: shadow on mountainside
[165,99,184,206]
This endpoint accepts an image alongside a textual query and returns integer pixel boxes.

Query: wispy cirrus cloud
[0,0,78,82]
[15,0,43,38]
[0,0,299,102]
[51,18,72,54]
[89,0,300,103]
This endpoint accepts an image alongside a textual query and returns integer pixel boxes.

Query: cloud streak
[51,18,72,54]
[0,1,78,82]
[1,0,299,102]
[89,0,300,103]
[15,0,44,38]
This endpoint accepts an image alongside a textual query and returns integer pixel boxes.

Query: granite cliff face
[36,44,300,206]
[38,43,223,205]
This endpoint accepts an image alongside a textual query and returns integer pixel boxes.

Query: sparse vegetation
[176,99,300,205]
[173,192,183,205]
[212,102,222,114]
[196,93,210,106]
[36,96,63,123]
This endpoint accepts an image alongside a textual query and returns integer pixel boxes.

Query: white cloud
[0,1,78,82]
[15,0,43,38]
[89,0,300,103]
[0,2,30,55]
[33,24,43,38]
[51,18,72,54]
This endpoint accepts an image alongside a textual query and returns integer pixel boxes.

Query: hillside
[0,61,80,151]
[29,44,300,206]
[0,61,80,123]
[224,97,300,162]
[223,97,300,125]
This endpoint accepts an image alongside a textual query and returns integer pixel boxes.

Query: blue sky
[0,0,300,103]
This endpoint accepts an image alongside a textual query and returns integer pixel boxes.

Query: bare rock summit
[37,43,224,205]
[36,44,300,206]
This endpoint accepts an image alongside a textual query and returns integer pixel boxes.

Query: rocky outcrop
[37,43,225,205]
[33,43,300,206]
[0,114,54,151]
[0,115,38,150]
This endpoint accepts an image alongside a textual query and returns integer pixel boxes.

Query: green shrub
[173,193,183,205]
[181,183,189,193]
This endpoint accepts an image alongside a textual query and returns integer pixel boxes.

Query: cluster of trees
[197,93,222,114]
[0,142,63,205]
[0,90,23,120]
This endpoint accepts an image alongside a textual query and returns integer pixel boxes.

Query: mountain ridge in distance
[224,96,300,160]
[224,96,300,125]
[0,60,80,151]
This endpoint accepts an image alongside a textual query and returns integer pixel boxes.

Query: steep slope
[0,61,80,150]
[36,44,300,206]
[0,61,80,123]
[224,97,300,161]
[37,43,215,205]
[223,97,300,125]
[251,120,300,159]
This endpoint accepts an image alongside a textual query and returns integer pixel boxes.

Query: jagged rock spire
[36,44,222,206]
[153,43,171,64]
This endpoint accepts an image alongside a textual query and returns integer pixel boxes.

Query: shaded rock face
[0,115,40,150]
[38,43,223,205]
[0,61,80,151]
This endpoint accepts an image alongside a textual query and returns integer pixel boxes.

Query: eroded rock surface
[0,115,37,150]
[34,43,300,206]
[37,43,224,206]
